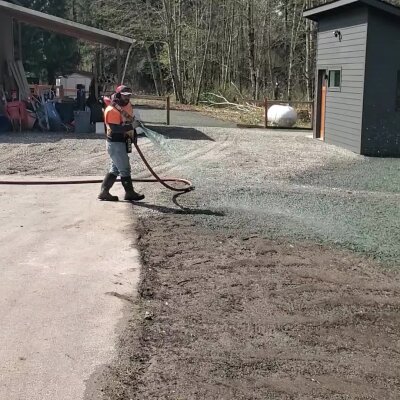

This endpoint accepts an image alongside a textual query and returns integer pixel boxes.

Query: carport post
[117,41,121,83]
[166,96,170,125]
[264,98,268,128]
[121,43,134,84]
[18,22,22,61]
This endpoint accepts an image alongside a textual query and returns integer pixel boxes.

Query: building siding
[316,6,369,153]
[362,10,400,157]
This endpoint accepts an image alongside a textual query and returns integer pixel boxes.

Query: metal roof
[0,0,134,49]
[303,0,400,20]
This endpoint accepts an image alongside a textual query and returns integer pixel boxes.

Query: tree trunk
[266,0,274,98]
[162,0,185,103]
[146,45,161,96]
[71,0,77,21]
[153,43,165,95]
[287,0,306,100]
[195,0,214,104]
[223,2,235,91]
[247,0,257,99]
[190,2,200,101]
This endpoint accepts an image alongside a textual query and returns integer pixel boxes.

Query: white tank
[267,104,298,128]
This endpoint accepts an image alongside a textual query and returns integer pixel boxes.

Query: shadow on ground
[145,125,215,141]
[133,201,224,216]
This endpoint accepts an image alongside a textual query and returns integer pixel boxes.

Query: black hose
[0,177,193,189]
[133,141,194,192]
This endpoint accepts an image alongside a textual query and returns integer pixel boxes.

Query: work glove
[125,130,134,139]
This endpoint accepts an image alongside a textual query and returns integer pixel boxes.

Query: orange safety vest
[104,103,134,140]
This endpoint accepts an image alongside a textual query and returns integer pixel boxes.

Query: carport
[0,0,135,94]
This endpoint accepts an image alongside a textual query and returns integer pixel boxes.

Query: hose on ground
[0,176,193,191]
[0,135,194,193]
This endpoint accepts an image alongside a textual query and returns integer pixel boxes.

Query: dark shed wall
[362,10,400,157]
[317,6,368,153]
[0,15,14,91]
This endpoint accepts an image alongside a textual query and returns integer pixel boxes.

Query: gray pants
[107,141,131,177]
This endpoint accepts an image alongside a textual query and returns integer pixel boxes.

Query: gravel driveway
[1,127,397,263]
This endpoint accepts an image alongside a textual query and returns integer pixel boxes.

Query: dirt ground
[100,215,400,400]
[0,126,399,399]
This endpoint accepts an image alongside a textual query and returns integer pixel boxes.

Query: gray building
[304,0,400,157]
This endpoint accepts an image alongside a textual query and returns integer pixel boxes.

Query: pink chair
[6,101,28,132]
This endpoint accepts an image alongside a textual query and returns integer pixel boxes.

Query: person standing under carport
[98,85,145,202]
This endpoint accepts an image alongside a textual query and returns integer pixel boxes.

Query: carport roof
[303,0,400,20]
[0,0,134,49]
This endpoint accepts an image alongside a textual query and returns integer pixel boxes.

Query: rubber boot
[121,176,145,201]
[98,173,119,201]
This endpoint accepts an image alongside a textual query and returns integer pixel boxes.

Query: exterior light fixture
[333,30,342,41]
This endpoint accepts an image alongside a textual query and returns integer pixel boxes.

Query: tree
[18,0,80,83]
[17,0,376,102]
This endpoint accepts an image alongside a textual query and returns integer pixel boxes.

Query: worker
[98,85,145,202]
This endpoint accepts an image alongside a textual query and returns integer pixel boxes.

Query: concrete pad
[0,177,140,400]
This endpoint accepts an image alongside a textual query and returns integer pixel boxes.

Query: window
[396,71,400,111]
[328,69,341,90]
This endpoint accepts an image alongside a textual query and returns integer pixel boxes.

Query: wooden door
[319,71,327,140]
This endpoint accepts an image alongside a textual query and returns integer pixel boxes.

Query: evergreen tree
[19,0,80,83]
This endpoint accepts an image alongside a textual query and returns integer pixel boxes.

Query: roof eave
[303,0,359,19]
[0,0,135,49]
[303,0,400,20]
